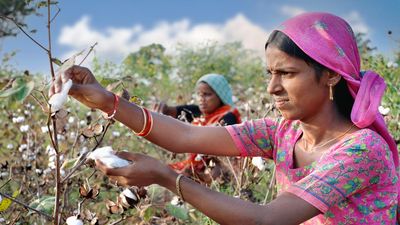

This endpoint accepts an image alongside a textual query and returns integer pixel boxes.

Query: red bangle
[106,93,119,119]
[133,107,148,135]
[137,108,153,137]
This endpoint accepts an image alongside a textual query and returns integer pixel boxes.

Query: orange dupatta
[169,105,241,171]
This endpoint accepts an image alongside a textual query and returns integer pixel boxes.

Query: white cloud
[58,14,268,66]
[342,11,370,34]
[280,5,307,17]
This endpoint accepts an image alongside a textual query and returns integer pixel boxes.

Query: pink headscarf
[276,12,398,168]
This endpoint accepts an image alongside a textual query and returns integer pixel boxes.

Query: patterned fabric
[275,12,398,169]
[226,119,398,224]
[197,74,234,106]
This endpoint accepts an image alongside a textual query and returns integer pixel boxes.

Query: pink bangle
[106,93,119,119]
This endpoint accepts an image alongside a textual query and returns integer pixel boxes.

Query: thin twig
[77,199,86,215]
[225,158,240,190]
[79,42,98,65]
[49,5,61,24]
[0,179,11,189]
[0,192,53,220]
[46,111,57,153]
[263,165,276,205]
[29,93,46,113]
[0,15,48,52]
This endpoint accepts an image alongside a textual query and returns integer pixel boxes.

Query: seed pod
[105,199,124,214]
[137,187,147,199]
[79,184,99,199]
[92,124,104,136]
[119,188,139,209]
[82,127,94,138]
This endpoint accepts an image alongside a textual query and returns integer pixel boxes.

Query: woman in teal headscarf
[154,74,241,177]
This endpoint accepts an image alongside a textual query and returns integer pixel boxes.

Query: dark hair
[265,30,354,120]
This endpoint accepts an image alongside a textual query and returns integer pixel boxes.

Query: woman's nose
[267,75,283,94]
[197,95,206,102]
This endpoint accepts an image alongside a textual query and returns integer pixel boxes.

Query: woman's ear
[326,71,341,87]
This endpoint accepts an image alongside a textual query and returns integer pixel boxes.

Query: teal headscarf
[196,74,234,107]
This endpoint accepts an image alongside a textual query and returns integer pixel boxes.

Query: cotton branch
[0,192,54,221]
[0,15,49,53]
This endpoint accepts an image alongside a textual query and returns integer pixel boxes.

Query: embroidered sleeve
[225,118,281,157]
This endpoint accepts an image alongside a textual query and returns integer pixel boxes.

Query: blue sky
[1,0,399,74]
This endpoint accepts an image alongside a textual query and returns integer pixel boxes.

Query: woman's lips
[274,99,289,108]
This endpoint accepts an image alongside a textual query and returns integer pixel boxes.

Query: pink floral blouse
[226,118,398,224]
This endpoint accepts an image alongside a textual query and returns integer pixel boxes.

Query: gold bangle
[175,174,185,201]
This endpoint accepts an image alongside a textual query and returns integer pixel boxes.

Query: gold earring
[329,84,333,101]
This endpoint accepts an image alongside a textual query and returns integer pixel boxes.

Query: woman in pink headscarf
[50,12,398,224]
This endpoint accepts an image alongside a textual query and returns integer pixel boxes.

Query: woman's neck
[300,106,353,147]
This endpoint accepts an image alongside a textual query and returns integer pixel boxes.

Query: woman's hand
[153,101,177,117]
[49,65,114,112]
[95,151,174,187]
[153,101,169,114]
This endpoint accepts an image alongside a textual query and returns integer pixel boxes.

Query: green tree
[0,0,36,38]
[173,41,265,103]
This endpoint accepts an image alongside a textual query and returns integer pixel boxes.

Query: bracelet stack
[175,174,185,201]
[133,107,153,137]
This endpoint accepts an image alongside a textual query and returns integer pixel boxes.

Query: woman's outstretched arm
[113,96,239,156]
[98,152,321,225]
[49,65,240,156]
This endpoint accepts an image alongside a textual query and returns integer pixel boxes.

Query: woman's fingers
[115,151,141,161]
[95,159,128,177]
[48,66,77,97]
[153,102,160,112]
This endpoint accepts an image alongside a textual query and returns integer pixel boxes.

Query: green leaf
[51,58,63,66]
[142,206,155,222]
[165,203,189,221]
[0,77,34,102]
[61,157,79,170]
[99,77,120,87]
[28,196,55,216]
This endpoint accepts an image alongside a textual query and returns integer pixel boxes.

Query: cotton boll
[194,154,203,162]
[48,79,73,112]
[251,157,266,171]
[88,146,131,168]
[96,155,131,168]
[378,106,390,116]
[119,188,139,208]
[66,216,83,225]
[170,196,180,206]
